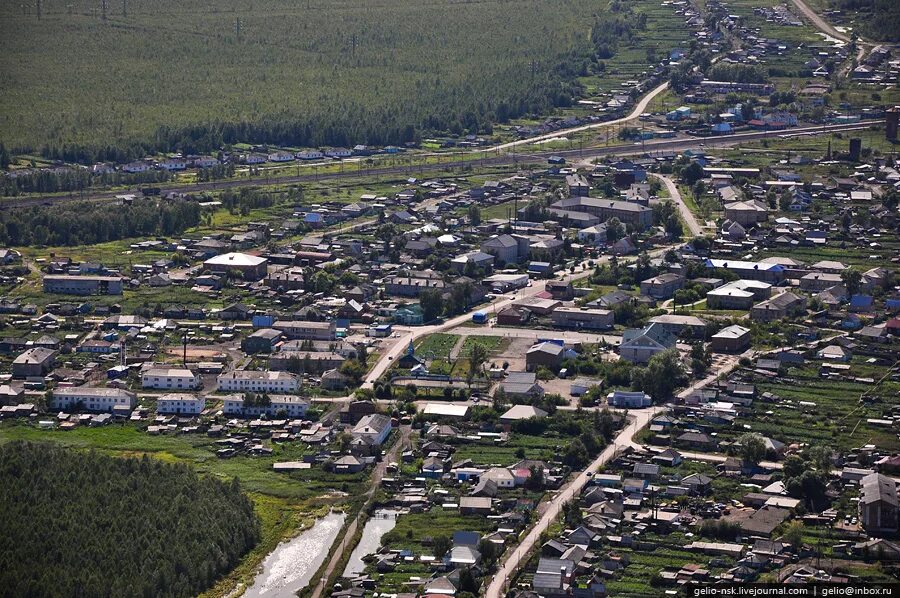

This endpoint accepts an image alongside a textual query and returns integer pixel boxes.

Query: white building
[352,413,392,446]
[217,370,300,393]
[156,393,205,416]
[142,367,201,390]
[51,387,137,413]
[222,394,310,418]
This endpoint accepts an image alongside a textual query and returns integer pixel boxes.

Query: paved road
[362,245,680,388]
[484,405,665,598]
[490,81,670,152]
[484,353,741,598]
[651,173,704,237]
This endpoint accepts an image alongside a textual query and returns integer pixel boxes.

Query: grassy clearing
[415,333,460,361]
[380,506,495,554]
[452,434,565,467]
[459,335,510,358]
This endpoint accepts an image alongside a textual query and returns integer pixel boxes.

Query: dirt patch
[165,347,227,360]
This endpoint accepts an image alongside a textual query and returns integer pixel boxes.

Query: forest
[0,441,260,598]
[0,0,602,163]
[0,198,202,246]
[830,0,900,41]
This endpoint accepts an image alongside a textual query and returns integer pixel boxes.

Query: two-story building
[51,387,137,413]
[141,367,201,390]
[156,393,205,415]
[216,370,300,393]
[222,394,310,418]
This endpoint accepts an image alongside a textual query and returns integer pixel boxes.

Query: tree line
[2,165,173,197]
[0,199,202,246]
[0,441,260,598]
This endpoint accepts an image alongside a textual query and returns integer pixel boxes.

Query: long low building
[550,307,614,330]
[273,320,336,341]
[222,394,310,418]
[217,370,300,393]
[550,197,653,230]
[705,258,785,283]
[750,292,806,322]
[156,393,205,415]
[43,275,123,295]
[52,387,136,413]
[706,280,772,310]
[203,252,268,280]
[269,350,345,373]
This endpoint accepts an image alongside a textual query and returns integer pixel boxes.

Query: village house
[43,275,123,295]
[706,280,772,310]
[352,413,393,448]
[710,325,751,353]
[550,197,653,230]
[640,273,686,300]
[203,252,269,280]
[608,390,652,408]
[550,307,614,330]
[481,234,530,265]
[241,328,283,354]
[498,372,545,400]
[12,347,57,378]
[750,292,806,322]
[619,323,676,363]
[526,342,565,372]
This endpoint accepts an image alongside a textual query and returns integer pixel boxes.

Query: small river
[341,510,400,578]
[244,511,346,598]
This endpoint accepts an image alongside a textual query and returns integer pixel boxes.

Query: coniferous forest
[0,0,597,162]
[0,441,260,598]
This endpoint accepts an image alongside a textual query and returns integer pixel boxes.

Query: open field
[0,0,598,155]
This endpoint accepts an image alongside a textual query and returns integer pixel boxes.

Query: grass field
[452,433,566,466]
[458,335,509,358]
[0,0,601,153]
[415,333,459,361]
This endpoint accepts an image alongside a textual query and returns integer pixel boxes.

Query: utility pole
[235,17,242,40]
[101,0,107,20]
[122,0,126,17]
[36,0,41,19]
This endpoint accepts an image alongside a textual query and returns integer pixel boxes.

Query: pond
[341,510,400,577]
[245,511,346,598]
